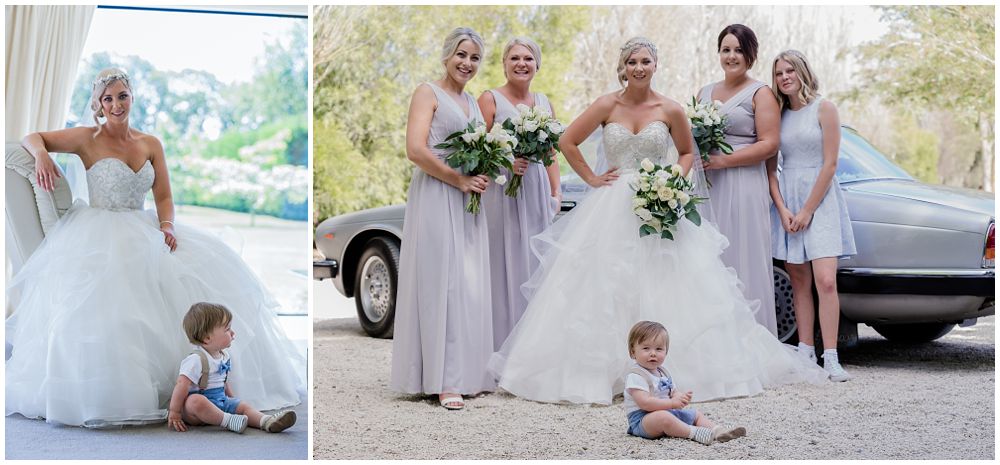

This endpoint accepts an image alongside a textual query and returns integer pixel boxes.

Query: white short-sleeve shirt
[622,361,673,416]
[178,346,231,392]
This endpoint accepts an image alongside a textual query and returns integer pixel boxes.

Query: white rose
[485,132,496,144]
[523,119,539,132]
[635,208,653,221]
[547,121,564,134]
[516,103,531,114]
[495,175,507,185]
[685,106,696,118]
[537,130,548,142]
[661,188,675,200]
[671,164,683,176]
[653,177,666,189]
[696,109,708,121]
[640,158,655,172]
[534,105,551,118]
[668,199,678,209]
[639,180,651,191]
[678,191,690,205]
[461,132,477,143]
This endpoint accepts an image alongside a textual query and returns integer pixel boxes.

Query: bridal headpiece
[92,71,131,90]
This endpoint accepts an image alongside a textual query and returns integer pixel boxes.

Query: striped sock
[688,426,714,445]
[224,413,248,433]
[220,412,232,428]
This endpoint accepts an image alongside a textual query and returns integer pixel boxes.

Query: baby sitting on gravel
[623,321,746,444]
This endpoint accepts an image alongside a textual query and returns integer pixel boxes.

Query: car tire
[871,323,955,343]
[773,265,801,344]
[353,237,399,339]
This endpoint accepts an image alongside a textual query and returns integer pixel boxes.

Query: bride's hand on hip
[585,168,619,188]
[457,174,490,194]
[34,152,62,192]
[160,224,178,252]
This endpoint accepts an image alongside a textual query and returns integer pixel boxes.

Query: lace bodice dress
[488,121,828,405]
[6,156,303,427]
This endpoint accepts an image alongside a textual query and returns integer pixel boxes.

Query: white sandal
[438,394,465,410]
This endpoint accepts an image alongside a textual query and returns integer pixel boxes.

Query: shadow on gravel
[314,317,369,338]
[844,336,994,372]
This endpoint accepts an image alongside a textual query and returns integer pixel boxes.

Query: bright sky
[78,7,304,85]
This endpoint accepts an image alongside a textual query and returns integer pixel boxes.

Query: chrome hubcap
[773,268,798,342]
[360,256,391,322]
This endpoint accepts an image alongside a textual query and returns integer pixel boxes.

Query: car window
[836,129,914,183]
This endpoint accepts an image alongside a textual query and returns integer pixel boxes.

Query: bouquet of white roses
[686,97,732,162]
[499,103,565,197]
[631,158,705,240]
[435,121,517,215]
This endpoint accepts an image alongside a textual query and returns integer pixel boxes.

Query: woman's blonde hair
[502,36,542,78]
[617,37,658,88]
[771,50,821,111]
[440,27,485,66]
[627,321,669,357]
[90,68,133,135]
[183,302,233,345]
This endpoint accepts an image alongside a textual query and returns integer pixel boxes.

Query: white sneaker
[798,346,818,364]
[823,356,852,382]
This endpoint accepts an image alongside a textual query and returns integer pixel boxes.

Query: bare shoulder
[133,131,164,156]
[657,94,684,116]
[592,92,622,112]
[818,98,838,115]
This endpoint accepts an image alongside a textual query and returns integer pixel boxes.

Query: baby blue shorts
[193,387,241,414]
[627,408,698,439]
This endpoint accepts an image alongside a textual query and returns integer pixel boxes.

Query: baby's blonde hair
[183,302,232,345]
[627,320,669,358]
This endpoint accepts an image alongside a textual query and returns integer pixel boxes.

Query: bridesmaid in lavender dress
[697,24,781,336]
[477,37,561,350]
[389,28,495,410]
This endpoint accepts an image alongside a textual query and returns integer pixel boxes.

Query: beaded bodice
[602,121,676,170]
[86,157,153,211]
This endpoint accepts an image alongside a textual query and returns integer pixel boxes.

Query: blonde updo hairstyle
[770,50,821,111]
[617,37,658,87]
[90,68,133,135]
[501,36,542,78]
[440,27,486,66]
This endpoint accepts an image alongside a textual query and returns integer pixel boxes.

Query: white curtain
[5,5,95,140]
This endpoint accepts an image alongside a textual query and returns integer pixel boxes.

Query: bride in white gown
[489,38,827,405]
[6,68,302,427]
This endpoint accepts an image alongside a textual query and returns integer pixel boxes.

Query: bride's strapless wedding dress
[488,121,828,405]
[5,157,303,427]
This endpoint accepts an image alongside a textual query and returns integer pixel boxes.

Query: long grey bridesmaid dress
[698,80,778,336]
[389,82,496,395]
[481,89,559,350]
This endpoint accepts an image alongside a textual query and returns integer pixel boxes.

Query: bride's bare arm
[149,137,177,251]
[559,95,618,187]
[21,127,93,191]
[664,100,695,176]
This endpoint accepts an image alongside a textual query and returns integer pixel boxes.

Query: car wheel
[871,323,955,343]
[353,237,399,339]
[773,266,799,344]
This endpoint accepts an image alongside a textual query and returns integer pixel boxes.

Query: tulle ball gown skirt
[489,173,828,405]
[5,204,303,427]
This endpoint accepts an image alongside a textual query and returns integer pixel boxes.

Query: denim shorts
[193,387,241,414]
[627,408,698,439]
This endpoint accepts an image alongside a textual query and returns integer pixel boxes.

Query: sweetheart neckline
[86,158,152,175]
[605,120,667,136]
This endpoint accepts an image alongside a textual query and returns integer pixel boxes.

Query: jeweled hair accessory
[620,38,658,55]
[92,72,130,89]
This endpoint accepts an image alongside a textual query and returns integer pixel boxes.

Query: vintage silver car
[315,126,995,343]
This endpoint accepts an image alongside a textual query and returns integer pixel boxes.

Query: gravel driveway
[313,316,994,460]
